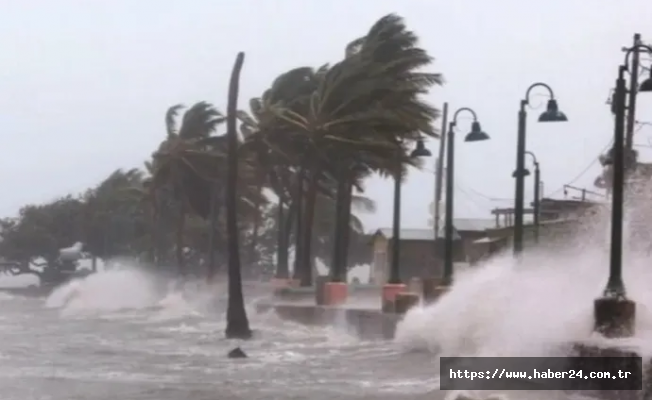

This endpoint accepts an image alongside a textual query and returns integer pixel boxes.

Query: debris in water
[228,347,247,359]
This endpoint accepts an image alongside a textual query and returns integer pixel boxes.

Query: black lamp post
[442,108,490,287]
[595,43,652,338]
[513,83,567,256]
[387,139,432,285]
[524,151,541,244]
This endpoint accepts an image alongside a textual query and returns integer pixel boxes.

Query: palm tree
[150,101,225,278]
[237,67,325,284]
[224,52,252,340]
[264,14,442,285]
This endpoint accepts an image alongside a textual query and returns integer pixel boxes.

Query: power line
[421,136,614,204]
[546,139,614,197]
[461,185,513,202]
[455,183,492,214]
[422,166,514,202]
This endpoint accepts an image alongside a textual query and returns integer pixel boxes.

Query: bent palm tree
[224,52,252,340]
[269,14,442,284]
[150,101,225,277]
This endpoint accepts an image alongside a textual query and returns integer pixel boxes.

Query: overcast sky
[2,0,651,231]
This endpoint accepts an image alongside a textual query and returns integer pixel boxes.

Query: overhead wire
[421,136,615,204]
[454,183,493,216]
[545,138,615,198]
[420,165,511,218]
[417,118,650,206]
[545,122,650,197]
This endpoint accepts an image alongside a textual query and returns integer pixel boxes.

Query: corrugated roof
[375,218,495,241]
[473,236,504,244]
[449,218,496,231]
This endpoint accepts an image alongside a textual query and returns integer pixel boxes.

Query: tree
[0,196,87,284]
[245,14,441,285]
[224,52,253,340]
[149,101,225,278]
[238,67,325,284]
[82,168,150,268]
[255,191,376,272]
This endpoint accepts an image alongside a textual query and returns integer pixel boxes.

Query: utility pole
[433,102,448,240]
[625,33,641,150]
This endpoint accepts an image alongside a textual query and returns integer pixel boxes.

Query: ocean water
[0,269,439,400]
[2,202,650,399]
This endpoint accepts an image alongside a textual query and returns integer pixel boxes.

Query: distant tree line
[0,167,375,280]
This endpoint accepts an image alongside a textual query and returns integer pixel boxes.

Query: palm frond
[165,104,184,138]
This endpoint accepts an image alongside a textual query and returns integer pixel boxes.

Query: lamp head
[538,99,568,122]
[410,139,431,157]
[464,121,490,142]
[512,168,530,178]
[639,69,652,92]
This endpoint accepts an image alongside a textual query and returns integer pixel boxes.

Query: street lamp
[595,43,652,338]
[383,139,431,312]
[441,108,489,287]
[388,139,432,285]
[524,151,541,244]
[639,68,652,92]
[513,83,567,255]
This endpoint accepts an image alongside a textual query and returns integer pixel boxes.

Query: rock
[227,347,247,359]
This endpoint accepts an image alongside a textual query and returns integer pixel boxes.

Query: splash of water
[45,268,164,315]
[395,204,652,358]
[43,264,246,321]
[0,292,15,302]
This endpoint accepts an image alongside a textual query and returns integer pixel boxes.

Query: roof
[473,236,505,244]
[374,218,495,241]
[446,218,496,231]
[485,217,580,234]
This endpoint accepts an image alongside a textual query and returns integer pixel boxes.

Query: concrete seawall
[255,302,401,340]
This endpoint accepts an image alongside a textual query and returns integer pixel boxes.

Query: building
[368,197,605,285]
[369,218,495,284]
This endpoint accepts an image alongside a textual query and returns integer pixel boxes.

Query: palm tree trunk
[175,208,186,279]
[280,200,296,277]
[330,176,348,282]
[292,168,305,281]
[224,52,252,340]
[275,194,290,279]
[247,181,264,272]
[207,186,221,283]
[299,167,319,286]
[340,181,353,274]
[151,194,165,268]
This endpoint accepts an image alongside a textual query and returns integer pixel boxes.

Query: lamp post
[595,43,652,338]
[524,151,541,244]
[382,139,431,312]
[388,139,432,284]
[441,108,490,287]
[513,84,568,256]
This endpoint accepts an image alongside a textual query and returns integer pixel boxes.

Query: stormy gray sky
[2,0,651,231]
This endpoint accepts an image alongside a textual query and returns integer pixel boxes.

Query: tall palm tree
[224,52,252,340]
[150,101,225,278]
[249,66,330,286]
[237,69,321,282]
[267,14,442,284]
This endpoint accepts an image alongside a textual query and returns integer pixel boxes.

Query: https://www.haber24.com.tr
[448,368,633,381]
